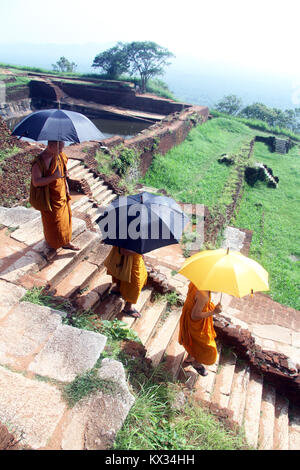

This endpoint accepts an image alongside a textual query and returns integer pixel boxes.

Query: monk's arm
[31,163,63,187]
[190,293,222,320]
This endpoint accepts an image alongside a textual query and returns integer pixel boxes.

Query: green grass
[141,117,254,206]
[21,286,73,312]
[114,380,251,450]
[62,368,118,408]
[232,141,300,309]
[0,146,20,164]
[211,110,300,143]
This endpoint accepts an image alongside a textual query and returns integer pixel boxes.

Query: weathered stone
[0,279,26,320]
[32,217,86,255]
[252,324,292,345]
[61,359,135,450]
[0,366,66,449]
[28,324,107,382]
[0,301,63,367]
[0,206,39,228]
[0,249,47,283]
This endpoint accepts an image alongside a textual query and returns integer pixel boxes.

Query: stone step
[0,365,67,449]
[84,242,111,269]
[227,359,251,426]
[132,300,167,346]
[90,180,105,193]
[68,163,87,176]
[75,269,112,312]
[92,184,109,200]
[28,323,107,383]
[273,393,289,450]
[258,383,276,450]
[118,288,153,329]
[70,195,90,212]
[145,307,182,368]
[162,322,186,379]
[37,230,101,288]
[210,348,237,409]
[0,301,65,369]
[77,200,94,214]
[11,216,86,248]
[0,279,27,321]
[87,206,103,224]
[99,192,117,207]
[243,369,264,448]
[0,206,40,228]
[70,167,93,180]
[53,260,99,299]
[67,159,81,172]
[94,295,125,320]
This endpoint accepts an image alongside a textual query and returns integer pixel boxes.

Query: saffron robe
[34,152,72,250]
[107,246,148,304]
[178,282,217,365]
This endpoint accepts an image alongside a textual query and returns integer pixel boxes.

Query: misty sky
[1,0,300,79]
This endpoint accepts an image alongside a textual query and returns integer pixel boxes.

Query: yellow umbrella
[178,248,269,298]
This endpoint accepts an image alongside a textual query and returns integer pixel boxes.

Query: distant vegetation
[52,56,77,73]
[215,94,300,135]
[92,41,175,93]
[0,61,175,100]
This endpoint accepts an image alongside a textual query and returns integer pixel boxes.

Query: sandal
[110,289,121,296]
[122,308,141,318]
[62,243,80,251]
[193,364,208,376]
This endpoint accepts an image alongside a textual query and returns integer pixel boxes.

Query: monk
[31,141,79,253]
[105,246,148,318]
[179,282,222,376]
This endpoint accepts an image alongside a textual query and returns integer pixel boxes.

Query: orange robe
[178,282,217,365]
[107,246,148,304]
[39,152,72,250]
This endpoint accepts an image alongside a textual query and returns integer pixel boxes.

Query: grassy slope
[232,141,300,309]
[142,117,300,310]
[142,118,254,206]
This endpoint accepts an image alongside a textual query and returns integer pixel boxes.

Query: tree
[125,41,175,93]
[215,95,243,115]
[239,103,278,126]
[92,43,129,79]
[52,56,77,73]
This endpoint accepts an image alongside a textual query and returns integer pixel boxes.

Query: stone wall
[71,105,209,190]
[56,81,188,115]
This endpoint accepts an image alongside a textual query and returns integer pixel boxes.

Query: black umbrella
[97,192,189,254]
[11,108,104,143]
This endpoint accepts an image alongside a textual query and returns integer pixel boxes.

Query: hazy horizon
[1,0,300,110]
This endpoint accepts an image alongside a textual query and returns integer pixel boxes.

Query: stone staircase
[67,159,116,225]
[0,158,299,450]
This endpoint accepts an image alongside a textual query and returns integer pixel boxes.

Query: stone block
[0,206,39,228]
[61,359,134,450]
[0,366,66,449]
[0,250,47,283]
[0,301,63,368]
[0,279,26,320]
[28,324,107,382]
